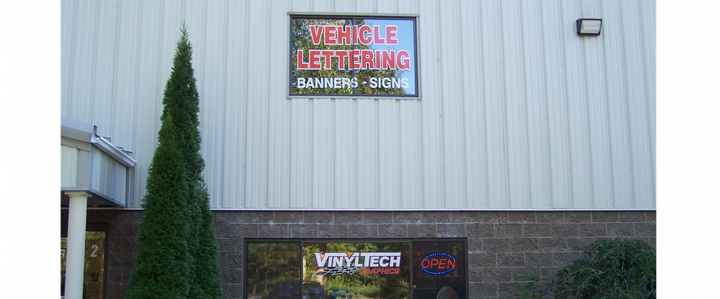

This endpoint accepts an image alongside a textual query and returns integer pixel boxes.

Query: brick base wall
[62,210,656,299]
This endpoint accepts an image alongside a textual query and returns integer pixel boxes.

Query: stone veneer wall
[63,210,655,299]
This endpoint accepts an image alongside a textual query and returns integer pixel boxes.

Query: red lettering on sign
[422,256,456,272]
[358,25,372,45]
[296,50,309,69]
[310,25,323,45]
[373,25,386,44]
[386,25,398,45]
[324,26,337,45]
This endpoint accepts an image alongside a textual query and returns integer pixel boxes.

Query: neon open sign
[420,252,456,275]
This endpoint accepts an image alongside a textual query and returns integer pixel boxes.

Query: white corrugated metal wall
[61,0,655,210]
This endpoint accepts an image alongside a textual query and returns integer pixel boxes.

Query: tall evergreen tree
[126,24,223,299]
[125,115,192,299]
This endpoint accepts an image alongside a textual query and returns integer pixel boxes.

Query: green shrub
[515,238,656,299]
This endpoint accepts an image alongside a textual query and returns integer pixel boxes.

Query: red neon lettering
[439,259,447,269]
[430,259,439,268]
[447,259,455,270]
[421,259,430,269]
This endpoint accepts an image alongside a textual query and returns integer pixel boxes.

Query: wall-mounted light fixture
[576,18,602,36]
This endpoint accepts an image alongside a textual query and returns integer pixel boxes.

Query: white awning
[61,117,136,208]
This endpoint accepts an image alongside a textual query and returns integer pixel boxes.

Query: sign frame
[286,13,421,99]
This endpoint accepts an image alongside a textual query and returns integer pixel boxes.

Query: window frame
[287,14,421,99]
[244,238,467,299]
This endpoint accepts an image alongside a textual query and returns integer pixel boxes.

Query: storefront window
[247,242,302,299]
[60,231,106,299]
[246,240,465,299]
[412,241,466,299]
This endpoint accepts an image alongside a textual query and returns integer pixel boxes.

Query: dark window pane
[412,241,466,299]
[247,242,302,299]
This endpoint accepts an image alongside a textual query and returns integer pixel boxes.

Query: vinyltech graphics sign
[313,252,402,276]
[290,16,418,97]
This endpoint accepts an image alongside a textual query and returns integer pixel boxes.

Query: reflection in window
[304,242,410,299]
[245,240,465,299]
[60,231,106,299]
[290,16,418,97]
[412,241,466,299]
[246,242,302,299]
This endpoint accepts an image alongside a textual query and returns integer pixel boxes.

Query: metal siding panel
[244,0,270,208]
[621,0,655,209]
[419,0,444,209]
[62,0,656,210]
[397,0,421,209]
[398,0,419,14]
[113,0,144,207]
[92,151,127,203]
[92,1,119,139]
[290,0,313,209]
[202,0,229,208]
[377,0,398,14]
[223,0,249,208]
[480,0,508,209]
[399,101,423,208]
[333,0,353,13]
[290,98,313,208]
[313,99,334,208]
[356,99,379,209]
[502,0,531,209]
[268,0,292,208]
[522,0,553,209]
[458,0,486,209]
[642,0,657,209]
[334,99,357,209]
[61,0,77,119]
[541,0,573,209]
[378,101,401,209]
[354,0,375,14]
[68,0,97,124]
[439,0,466,209]
[127,0,168,208]
[601,0,633,209]
[560,1,593,209]
[313,0,334,12]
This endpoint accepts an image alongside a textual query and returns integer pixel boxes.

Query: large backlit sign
[420,252,456,275]
[290,16,418,97]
